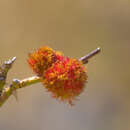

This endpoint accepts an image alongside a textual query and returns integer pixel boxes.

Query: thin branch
[0,57,16,92]
[0,76,40,106]
[0,48,101,107]
[79,47,101,64]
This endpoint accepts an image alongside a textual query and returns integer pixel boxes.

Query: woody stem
[79,47,101,64]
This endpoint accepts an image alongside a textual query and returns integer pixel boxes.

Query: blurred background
[0,0,130,130]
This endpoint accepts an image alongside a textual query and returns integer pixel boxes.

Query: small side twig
[0,48,101,107]
[79,47,101,64]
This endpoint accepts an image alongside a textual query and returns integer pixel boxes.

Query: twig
[79,47,101,64]
[0,76,40,106]
[0,48,101,107]
[0,57,16,92]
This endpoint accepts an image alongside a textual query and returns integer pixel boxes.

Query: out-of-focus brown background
[0,0,130,130]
